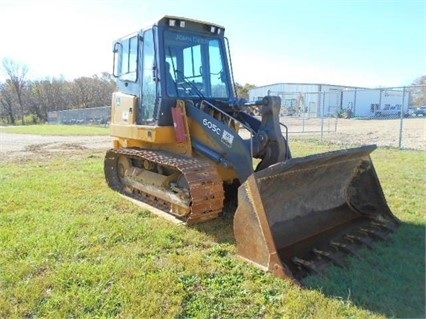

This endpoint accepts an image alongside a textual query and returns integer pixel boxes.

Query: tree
[0,63,117,124]
[27,80,52,123]
[2,58,29,124]
[235,82,256,100]
[68,75,116,109]
[411,76,426,106]
[0,81,16,124]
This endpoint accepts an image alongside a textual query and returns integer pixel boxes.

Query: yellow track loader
[104,16,399,283]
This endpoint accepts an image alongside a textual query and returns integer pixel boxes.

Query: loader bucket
[234,145,400,283]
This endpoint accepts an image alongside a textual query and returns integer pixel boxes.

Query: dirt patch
[26,142,88,153]
[0,133,112,163]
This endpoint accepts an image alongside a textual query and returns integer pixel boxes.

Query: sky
[0,0,425,88]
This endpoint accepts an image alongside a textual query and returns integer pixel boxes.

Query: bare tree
[235,82,256,100]
[0,81,16,124]
[411,76,426,106]
[27,80,49,122]
[2,58,29,124]
[50,77,70,111]
[69,75,116,109]
[0,61,116,124]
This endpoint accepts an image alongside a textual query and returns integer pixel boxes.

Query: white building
[249,83,409,117]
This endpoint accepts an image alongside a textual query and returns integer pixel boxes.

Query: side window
[209,40,227,97]
[119,36,138,82]
[141,29,156,122]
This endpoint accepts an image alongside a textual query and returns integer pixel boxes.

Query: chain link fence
[280,116,425,151]
[48,106,110,126]
[268,86,425,151]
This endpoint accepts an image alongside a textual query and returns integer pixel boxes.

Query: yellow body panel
[111,124,176,144]
[111,92,192,155]
[111,92,138,125]
[111,124,192,156]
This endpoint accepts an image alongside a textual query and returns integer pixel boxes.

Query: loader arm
[184,96,291,183]
[239,96,291,170]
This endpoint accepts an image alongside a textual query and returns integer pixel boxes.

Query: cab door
[139,28,157,124]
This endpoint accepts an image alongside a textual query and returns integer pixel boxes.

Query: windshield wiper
[175,70,205,100]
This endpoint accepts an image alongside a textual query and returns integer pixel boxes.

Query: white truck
[374,104,409,117]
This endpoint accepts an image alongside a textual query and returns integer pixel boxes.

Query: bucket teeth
[312,248,346,268]
[330,241,362,259]
[360,227,387,240]
[344,234,374,249]
[292,257,321,275]
[371,221,397,232]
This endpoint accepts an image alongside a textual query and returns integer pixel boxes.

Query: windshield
[164,30,230,99]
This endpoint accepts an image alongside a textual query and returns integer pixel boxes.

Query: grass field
[0,136,425,318]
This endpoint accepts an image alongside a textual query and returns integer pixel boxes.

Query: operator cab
[112,16,234,125]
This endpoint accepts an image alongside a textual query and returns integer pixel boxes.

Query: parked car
[414,106,426,117]
[374,105,409,117]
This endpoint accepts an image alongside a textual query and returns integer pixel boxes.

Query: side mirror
[112,42,121,78]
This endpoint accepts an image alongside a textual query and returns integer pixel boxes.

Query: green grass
[0,124,109,135]
[0,141,424,318]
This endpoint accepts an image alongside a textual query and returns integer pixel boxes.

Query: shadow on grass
[304,222,425,318]
[192,209,237,245]
[191,190,239,245]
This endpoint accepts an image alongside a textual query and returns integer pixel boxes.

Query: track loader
[104,16,400,283]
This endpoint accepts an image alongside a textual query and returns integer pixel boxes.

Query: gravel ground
[284,117,426,150]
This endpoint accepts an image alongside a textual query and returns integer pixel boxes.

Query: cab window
[140,29,156,122]
[119,36,138,81]
[163,30,230,99]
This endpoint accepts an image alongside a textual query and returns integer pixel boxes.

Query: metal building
[249,83,409,118]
